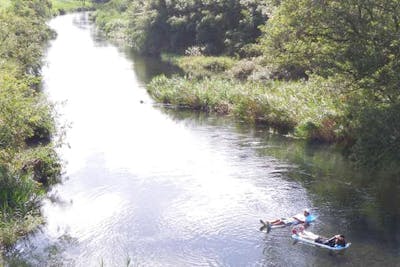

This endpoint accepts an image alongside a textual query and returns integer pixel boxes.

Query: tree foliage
[260,0,400,104]
[257,0,400,167]
[95,0,269,55]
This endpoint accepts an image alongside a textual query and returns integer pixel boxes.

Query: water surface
[6,13,399,266]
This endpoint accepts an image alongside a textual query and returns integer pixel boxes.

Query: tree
[258,0,400,166]
[122,0,268,55]
[259,0,400,104]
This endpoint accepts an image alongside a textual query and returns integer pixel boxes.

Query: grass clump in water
[51,0,93,15]
[148,75,346,139]
[161,54,237,79]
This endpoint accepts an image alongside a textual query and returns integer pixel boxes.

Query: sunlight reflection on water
[34,14,310,266]
[6,13,399,267]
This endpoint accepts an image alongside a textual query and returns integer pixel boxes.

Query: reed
[161,54,237,79]
[51,0,93,15]
[148,75,345,140]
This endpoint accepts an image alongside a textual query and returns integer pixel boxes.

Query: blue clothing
[305,214,314,223]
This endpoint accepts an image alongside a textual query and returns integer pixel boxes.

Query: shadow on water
[159,107,400,266]
[76,11,182,84]
[123,50,183,84]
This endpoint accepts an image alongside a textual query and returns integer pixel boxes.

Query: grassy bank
[0,0,11,10]
[0,0,61,251]
[51,0,93,15]
[148,72,347,142]
[90,0,130,42]
[161,54,237,79]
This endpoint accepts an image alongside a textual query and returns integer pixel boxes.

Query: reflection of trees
[253,137,400,248]
[124,50,182,83]
[155,106,400,249]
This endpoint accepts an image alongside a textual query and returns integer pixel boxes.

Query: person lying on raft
[260,208,313,232]
[292,226,347,247]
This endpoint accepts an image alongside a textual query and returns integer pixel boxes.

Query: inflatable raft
[292,234,351,251]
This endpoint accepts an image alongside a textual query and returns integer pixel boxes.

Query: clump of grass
[0,148,60,248]
[148,75,346,138]
[51,0,93,15]
[91,10,129,42]
[148,75,237,114]
[161,54,237,79]
[0,0,11,11]
[0,214,44,248]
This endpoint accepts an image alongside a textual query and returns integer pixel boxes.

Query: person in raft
[292,225,347,247]
[260,208,313,232]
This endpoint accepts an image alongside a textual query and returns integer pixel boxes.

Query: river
[5,13,400,266]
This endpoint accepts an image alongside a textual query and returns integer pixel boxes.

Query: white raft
[292,234,351,251]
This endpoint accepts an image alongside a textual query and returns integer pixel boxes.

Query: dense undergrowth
[0,0,62,253]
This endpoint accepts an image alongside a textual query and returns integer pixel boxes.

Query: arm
[292,215,305,223]
[326,235,339,243]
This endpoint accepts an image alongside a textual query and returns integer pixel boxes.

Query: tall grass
[51,0,93,15]
[161,54,237,79]
[148,75,346,140]
[0,0,11,11]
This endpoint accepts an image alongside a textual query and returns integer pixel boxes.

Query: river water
[6,13,400,266]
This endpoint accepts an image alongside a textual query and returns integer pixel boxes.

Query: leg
[302,230,320,240]
[270,219,284,226]
[296,230,320,242]
[259,219,272,233]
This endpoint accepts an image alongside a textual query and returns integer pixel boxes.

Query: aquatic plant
[148,75,345,138]
[161,54,237,79]
[50,0,93,15]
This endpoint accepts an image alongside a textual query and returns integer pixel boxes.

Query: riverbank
[149,55,349,143]
[0,1,61,252]
[90,1,353,143]
[91,0,400,169]
[51,0,94,15]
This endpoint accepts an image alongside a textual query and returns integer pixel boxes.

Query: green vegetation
[0,0,61,250]
[161,54,237,79]
[148,74,345,140]
[257,0,400,167]
[93,0,269,55]
[90,0,130,42]
[50,0,93,15]
[0,0,11,11]
[93,0,400,169]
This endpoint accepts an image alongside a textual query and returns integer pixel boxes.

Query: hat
[304,208,310,213]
